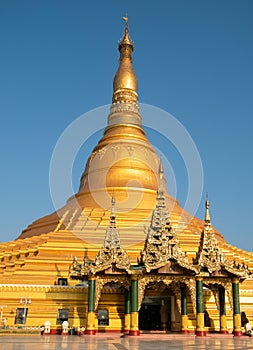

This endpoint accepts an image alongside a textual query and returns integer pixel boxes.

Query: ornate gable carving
[194,213,221,274]
[194,196,252,279]
[141,161,195,273]
[69,196,130,278]
[92,196,130,273]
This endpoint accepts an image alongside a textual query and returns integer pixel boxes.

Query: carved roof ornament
[91,195,130,273]
[205,193,211,224]
[69,255,91,279]
[194,195,252,279]
[141,160,194,273]
[102,194,119,249]
[194,195,222,274]
[149,159,168,229]
[69,195,130,278]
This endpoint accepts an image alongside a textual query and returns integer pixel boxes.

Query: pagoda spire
[194,196,221,273]
[149,159,169,230]
[141,161,193,272]
[191,197,252,277]
[107,16,141,128]
[103,195,120,250]
[205,193,211,225]
[92,196,130,273]
[112,15,137,101]
[109,192,116,228]
[157,158,166,208]
[119,15,134,49]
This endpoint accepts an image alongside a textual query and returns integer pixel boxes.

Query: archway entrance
[139,295,171,331]
[139,281,181,332]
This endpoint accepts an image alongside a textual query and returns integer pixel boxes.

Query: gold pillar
[181,315,188,333]
[196,277,206,336]
[124,313,131,334]
[130,277,140,336]
[86,311,96,335]
[232,278,242,336]
[86,277,96,335]
[181,285,188,334]
[124,289,131,334]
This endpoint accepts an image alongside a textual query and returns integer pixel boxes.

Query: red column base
[220,330,229,334]
[61,332,69,336]
[124,330,130,335]
[196,331,207,336]
[233,331,243,337]
[181,330,188,334]
[86,330,96,335]
[129,330,140,336]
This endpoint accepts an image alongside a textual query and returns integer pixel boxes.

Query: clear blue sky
[0,1,252,251]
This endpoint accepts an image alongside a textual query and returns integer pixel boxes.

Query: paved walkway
[1,334,253,350]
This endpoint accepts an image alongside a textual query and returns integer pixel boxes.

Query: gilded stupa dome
[78,17,162,212]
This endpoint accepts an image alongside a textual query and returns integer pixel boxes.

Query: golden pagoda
[0,18,253,336]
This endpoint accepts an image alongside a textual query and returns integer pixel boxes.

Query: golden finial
[119,14,134,49]
[205,193,211,224]
[112,15,138,100]
[158,157,164,175]
[122,14,129,29]
[109,192,116,228]
[157,157,165,200]
[111,192,116,216]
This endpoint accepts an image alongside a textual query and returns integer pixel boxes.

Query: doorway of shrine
[139,290,178,331]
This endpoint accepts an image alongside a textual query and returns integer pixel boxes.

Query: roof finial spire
[158,157,164,193]
[111,15,137,104]
[109,192,116,228]
[156,158,166,208]
[111,191,115,217]
[119,14,133,49]
[205,193,211,225]
[122,14,129,30]
[107,15,141,127]
[159,156,164,176]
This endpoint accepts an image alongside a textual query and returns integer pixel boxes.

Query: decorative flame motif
[194,197,252,278]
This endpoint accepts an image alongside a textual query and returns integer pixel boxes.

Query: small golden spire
[109,192,116,228]
[157,158,166,207]
[158,157,164,176]
[158,157,164,192]
[119,14,133,48]
[111,192,115,217]
[112,15,138,102]
[205,193,211,224]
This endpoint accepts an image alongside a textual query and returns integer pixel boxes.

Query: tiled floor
[1,334,253,350]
